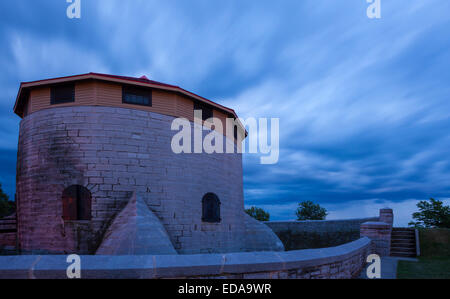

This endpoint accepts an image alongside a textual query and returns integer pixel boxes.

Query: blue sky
[0,0,449,225]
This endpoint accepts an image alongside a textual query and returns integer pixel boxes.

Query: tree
[245,206,270,222]
[296,201,328,221]
[0,184,15,218]
[408,198,450,228]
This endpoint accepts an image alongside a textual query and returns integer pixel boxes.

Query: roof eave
[13,73,241,122]
[13,84,26,117]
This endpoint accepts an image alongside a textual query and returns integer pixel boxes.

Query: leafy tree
[296,201,328,221]
[245,206,270,222]
[0,184,15,218]
[408,198,450,228]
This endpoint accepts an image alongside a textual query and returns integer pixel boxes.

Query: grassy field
[397,228,450,279]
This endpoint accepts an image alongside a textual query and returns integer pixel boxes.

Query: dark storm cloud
[0,0,449,224]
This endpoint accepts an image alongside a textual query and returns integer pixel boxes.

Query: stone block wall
[360,222,391,256]
[0,237,373,279]
[360,209,393,256]
[379,208,394,226]
[266,217,379,250]
[16,106,247,254]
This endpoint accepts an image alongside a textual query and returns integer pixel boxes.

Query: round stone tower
[13,73,283,255]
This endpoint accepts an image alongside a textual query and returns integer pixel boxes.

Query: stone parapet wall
[379,209,393,227]
[266,217,379,250]
[0,237,372,279]
[360,208,393,256]
[360,222,391,256]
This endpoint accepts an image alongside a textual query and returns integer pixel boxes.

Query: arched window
[202,193,221,223]
[62,185,92,221]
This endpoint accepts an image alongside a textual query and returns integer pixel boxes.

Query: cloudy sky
[0,0,449,226]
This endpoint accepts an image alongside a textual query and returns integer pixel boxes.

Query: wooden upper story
[14,73,245,138]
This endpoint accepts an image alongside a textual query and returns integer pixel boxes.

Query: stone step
[391,232,416,236]
[391,248,415,252]
[391,236,415,241]
[392,229,415,233]
[0,224,16,229]
[392,227,416,231]
[392,237,415,242]
[391,247,416,251]
[391,243,416,250]
[391,237,415,242]
[391,246,416,252]
[0,229,16,233]
[0,226,16,229]
[391,252,417,258]
[391,243,416,248]
[391,228,417,257]
[392,233,415,238]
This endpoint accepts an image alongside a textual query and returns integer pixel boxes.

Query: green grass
[398,257,450,279]
[397,228,450,279]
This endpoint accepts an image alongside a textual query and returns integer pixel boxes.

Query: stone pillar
[360,222,391,256]
[379,208,393,226]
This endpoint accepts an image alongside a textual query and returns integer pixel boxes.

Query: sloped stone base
[96,193,177,255]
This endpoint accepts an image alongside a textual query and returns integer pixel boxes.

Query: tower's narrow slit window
[122,85,152,106]
[202,193,221,223]
[62,185,92,221]
[51,84,75,105]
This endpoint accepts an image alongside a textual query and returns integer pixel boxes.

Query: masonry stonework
[379,208,394,226]
[0,237,373,279]
[360,209,393,256]
[266,217,379,250]
[16,105,279,254]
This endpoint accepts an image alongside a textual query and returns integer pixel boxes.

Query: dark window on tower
[202,193,221,223]
[194,102,213,122]
[51,84,75,105]
[62,185,92,221]
[122,85,152,106]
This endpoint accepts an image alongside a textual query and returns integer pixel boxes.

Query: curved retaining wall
[0,238,372,279]
[16,106,245,254]
[266,217,379,250]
